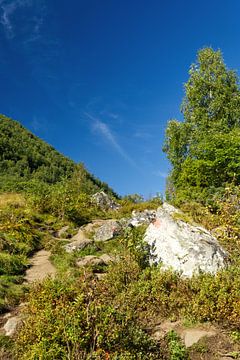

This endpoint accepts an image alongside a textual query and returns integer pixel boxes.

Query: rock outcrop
[94,220,122,241]
[91,191,120,210]
[64,228,93,253]
[144,203,228,277]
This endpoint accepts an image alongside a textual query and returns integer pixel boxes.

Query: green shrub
[0,253,28,275]
[0,275,25,312]
[167,331,189,360]
[16,275,163,359]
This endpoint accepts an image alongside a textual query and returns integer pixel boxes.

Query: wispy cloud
[0,0,45,40]
[153,170,168,178]
[0,0,18,38]
[84,112,138,168]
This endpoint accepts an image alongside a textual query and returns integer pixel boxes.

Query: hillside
[0,114,118,198]
[0,49,240,359]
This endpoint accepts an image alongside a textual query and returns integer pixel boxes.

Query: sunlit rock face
[144,203,228,277]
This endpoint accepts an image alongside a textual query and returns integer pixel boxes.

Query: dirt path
[24,249,56,283]
[0,250,57,336]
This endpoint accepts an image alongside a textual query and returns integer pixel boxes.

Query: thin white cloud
[0,1,17,38]
[0,0,44,40]
[153,170,168,178]
[84,112,138,168]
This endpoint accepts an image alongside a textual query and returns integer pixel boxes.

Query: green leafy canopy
[163,47,240,204]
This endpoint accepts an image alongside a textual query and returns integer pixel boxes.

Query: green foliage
[0,114,75,186]
[0,253,28,275]
[0,275,25,312]
[163,48,240,204]
[13,235,240,358]
[121,226,154,269]
[102,258,240,329]
[27,178,105,225]
[0,193,43,311]
[0,334,14,359]
[230,330,240,342]
[186,267,240,326]
[15,275,163,359]
[167,331,189,360]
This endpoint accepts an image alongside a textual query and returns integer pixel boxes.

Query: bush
[16,275,163,359]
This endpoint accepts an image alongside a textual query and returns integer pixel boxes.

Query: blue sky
[0,0,239,197]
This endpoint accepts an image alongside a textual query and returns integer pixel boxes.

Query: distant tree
[163,48,240,204]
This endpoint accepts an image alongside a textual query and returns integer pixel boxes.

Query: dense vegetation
[163,48,240,205]
[0,48,240,359]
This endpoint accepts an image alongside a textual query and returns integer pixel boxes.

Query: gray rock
[99,253,115,264]
[91,191,120,210]
[65,238,93,253]
[130,209,156,227]
[56,225,70,238]
[64,228,93,253]
[3,316,21,337]
[76,254,115,268]
[182,329,216,348]
[76,255,105,267]
[94,220,122,241]
[144,203,228,277]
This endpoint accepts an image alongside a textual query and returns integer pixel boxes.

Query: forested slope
[0,114,117,197]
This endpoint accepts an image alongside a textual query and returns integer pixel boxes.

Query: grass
[167,331,189,360]
[0,275,25,312]
[0,193,26,209]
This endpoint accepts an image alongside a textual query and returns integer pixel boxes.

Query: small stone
[64,228,93,253]
[76,255,105,267]
[64,238,93,253]
[56,225,69,238]
[3,316,21,337]
[99,253,115,264]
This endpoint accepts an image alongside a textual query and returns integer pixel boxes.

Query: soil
[24,249,56,283]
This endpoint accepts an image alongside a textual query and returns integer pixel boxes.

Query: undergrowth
[1,187,240,358]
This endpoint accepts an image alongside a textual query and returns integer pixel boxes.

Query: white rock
[144,203,228,277]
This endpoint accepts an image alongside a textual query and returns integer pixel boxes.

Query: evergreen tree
[163,48,240,204]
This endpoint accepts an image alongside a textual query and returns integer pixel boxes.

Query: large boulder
[91,191,120,210]
[94,220,122,241]
[144,203,228,277]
